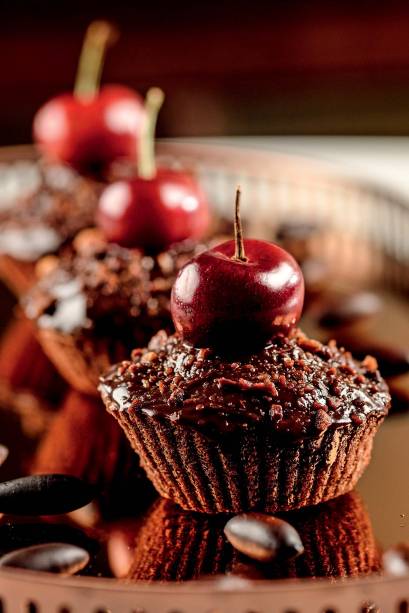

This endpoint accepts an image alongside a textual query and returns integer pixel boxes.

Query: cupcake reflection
[32,390,156,518]
[127,491,381,582]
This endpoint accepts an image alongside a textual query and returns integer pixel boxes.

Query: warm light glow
[160,183,199,212]
[174,262,200,303]
[99,182,131,218]
[105,99,143,134]
[34,100,68,141]
[257,261,298,291]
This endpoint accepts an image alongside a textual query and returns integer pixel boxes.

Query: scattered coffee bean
[0,474,94,515]
[224,513,304,562]
[0,542,90,575]
[318,291,382,328]
[0,445,9,467]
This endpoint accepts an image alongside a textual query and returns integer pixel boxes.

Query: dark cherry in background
[171,189,304,349]
[98,168,210,250]
[97,87,210,250]
[33,21,145,176]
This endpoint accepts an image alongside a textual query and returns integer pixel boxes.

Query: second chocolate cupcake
[24,229,216,395]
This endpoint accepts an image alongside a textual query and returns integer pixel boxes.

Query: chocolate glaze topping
[23,232,222,344]
[24,232,161,345]
[100,329,390,440]
[0,162,99,261]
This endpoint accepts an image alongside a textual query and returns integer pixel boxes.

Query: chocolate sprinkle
[100,329,390,439]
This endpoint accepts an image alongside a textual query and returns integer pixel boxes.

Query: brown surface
[0,256,36,297]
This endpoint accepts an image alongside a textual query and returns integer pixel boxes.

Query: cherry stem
[138,87,165,180]
[74,21,118,99]
[234,186,247,262]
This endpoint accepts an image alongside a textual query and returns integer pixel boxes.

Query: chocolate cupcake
[0,160,99,296]
[24,229,216,395]
[101,328,390,513]
[33,390,156,517]
[128,491,381,581]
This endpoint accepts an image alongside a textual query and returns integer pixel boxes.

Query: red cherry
[96,88,210,250]
[171,189,305,349]
[33,21,145,176]
[33,85,145,176]
[97,168,210,250]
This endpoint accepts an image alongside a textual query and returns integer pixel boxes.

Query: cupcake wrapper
[38,329,130,396]
[109,406,384,513]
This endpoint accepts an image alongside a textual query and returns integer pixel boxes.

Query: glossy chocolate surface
[171,238,304,349]
[100,329,390,439]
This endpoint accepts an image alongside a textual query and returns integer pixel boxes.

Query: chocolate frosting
[100,329,390,440]
[0,162,99,261]
[23,232,221,344]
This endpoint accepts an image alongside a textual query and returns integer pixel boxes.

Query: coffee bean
[0,445,8,467]
[0,542,89,575]
[0,474,94,515]
[224,513,304,562]
[318,292,382,328]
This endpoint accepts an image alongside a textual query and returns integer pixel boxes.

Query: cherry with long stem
[33,21,145,175]
[171,187,305,348]
[96,85,210,249]
[74,21,118,99]
[138,88,165,179]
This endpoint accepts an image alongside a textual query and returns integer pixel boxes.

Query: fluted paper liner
[104,399,384,513]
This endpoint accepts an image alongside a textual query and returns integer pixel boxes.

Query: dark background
[2,1,409,143]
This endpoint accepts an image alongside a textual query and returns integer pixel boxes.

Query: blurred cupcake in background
[0,159,100,296]
[23,230,217,395]
[23,82,213,396]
